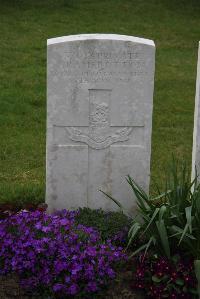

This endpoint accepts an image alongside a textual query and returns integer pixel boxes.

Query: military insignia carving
[66,103,133,149]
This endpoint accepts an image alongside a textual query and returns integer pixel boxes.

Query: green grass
[0,0,200,203]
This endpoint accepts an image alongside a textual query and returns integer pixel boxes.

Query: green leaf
[159,205,167,222]
[185,206,192,234]
[194,193,200,213]
[126,175,151,211]
[175,278,184,286]
[152,275,162,283]
[126,222,141,248]
[189,288,198,295]
[142,207,159,235]
[142,236,155,260]
[194,260,200,279]
[130,242,150,257]
[152,190,172,201]
[171,254,180,264]
[156,219,170,258]
[99,190,123,212]
[170,225,196,240]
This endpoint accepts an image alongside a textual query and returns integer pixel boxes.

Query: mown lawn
[0,0,200,204]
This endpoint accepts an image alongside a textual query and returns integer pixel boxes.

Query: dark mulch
[103,270,145,299]
[0,275,35,299]
[0,271,145,299]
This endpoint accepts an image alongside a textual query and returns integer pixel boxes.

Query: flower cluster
[132,254,197,298]
[0,210,126,297]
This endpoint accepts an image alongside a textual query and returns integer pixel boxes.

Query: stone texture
[192,42,200,182]
[46,34,155,213]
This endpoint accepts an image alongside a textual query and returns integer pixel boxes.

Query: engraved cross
[66,88,135,150]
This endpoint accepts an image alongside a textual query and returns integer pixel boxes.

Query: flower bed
[0,170,199,299]
[0,209,127,298]
[133,254,197,298]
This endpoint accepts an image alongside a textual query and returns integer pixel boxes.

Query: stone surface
[192,42,200,182]
[46,34,155,213]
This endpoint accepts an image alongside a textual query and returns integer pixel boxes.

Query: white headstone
[192,42,200,181]
[46,34,155,213]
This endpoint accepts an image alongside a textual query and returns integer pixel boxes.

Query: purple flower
[60,218,70,226]
[86,246,97,257]
[86,281,98,292]
[41,226,51,233]
[68,283,79,295]
[0,210,126,297]
[53,283,65,292]
[54,260,67,274]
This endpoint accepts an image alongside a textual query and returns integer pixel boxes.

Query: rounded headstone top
[47,34,155,47]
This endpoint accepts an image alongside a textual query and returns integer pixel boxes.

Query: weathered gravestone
[46,34,155,213]
[192,42,200,182]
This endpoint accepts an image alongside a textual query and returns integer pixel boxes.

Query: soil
[103,270,145,299]
[0,275,33,299]
[0,271,145,299]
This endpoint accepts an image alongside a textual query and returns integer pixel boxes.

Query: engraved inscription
[66,89,133,149]
[49,47,148,83]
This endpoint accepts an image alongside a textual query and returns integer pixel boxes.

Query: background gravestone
[46,34,155,213]
[192,42,200,182]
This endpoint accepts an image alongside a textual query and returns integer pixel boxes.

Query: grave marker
[192,42,200,182]
[46,34,155,213]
